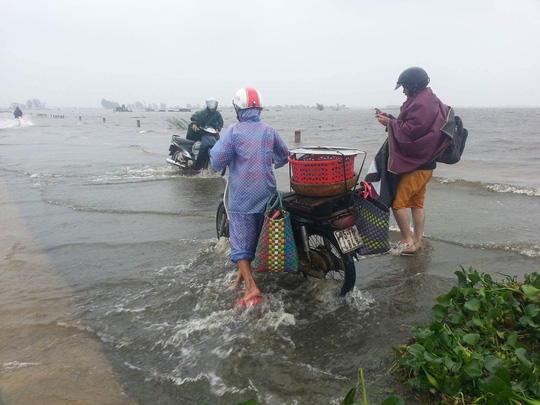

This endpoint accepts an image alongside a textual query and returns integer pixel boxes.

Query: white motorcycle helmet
[232,87,263,113]
[205,98,218,110]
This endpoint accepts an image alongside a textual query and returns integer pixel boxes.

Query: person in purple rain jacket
[375,67,452,256]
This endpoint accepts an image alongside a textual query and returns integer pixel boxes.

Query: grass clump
[391,267,540,404]
[166,116,189,130]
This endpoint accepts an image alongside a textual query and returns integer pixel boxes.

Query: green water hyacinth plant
[391,268,540,404]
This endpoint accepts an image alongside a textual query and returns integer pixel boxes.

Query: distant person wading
[13,106,23,119]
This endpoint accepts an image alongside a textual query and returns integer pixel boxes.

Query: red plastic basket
[288,154,356,184]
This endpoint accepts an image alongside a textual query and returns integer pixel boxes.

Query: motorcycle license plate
[334,225,363,253]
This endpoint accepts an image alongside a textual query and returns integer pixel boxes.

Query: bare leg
[232,272,244,289]
[411,208,425,248]
[237,259,260,300]
[392,208,413,245]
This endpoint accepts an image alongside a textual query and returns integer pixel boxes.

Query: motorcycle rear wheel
[306,231,356,296]
[216,201,229,238]
[214,203,356,295]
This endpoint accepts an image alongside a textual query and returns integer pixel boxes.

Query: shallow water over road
[1,108,538,404]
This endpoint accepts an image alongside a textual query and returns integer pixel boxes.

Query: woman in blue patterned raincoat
[211,87,289,307]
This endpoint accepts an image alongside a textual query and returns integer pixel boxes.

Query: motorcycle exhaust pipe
[166,158,184,168]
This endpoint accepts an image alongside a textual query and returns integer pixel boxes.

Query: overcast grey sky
[2,0,539,108]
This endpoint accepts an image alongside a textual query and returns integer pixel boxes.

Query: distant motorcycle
[166,127,219,170]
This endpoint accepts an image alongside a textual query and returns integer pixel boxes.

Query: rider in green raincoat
[186,99,223,142]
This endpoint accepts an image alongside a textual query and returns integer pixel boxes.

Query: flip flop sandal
[400,248,417,256]
[390,242,413,256]
[235,296,262,308]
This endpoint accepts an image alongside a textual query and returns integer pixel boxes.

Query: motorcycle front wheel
[306,231,356,296]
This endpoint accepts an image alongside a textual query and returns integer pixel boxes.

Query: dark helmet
[394,67,430,94]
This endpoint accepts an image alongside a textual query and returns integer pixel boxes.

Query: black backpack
[437,109,468,165]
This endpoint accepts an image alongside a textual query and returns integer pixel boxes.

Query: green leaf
[505,331,527,350]
[522,284,540,300]
[342,385,357,405]
[507,331,518,347]
[451,360,463,373]
[412,326,433,340]
[424,352,444,364]
[524,303,539,318]
[423,369,439,389]
[429,321,444,331]
[463,333,480,346]
[478,375,511,395]
[493,366,511,386]
[484,355,504,373]
[437,294,452,307]
[408,344,426,359]
[432,304,448,320]
[525,272,540,288]
[464,359,483,378]
[380,396,405,405]
[450,312,465,324]
[464,298,482,311]
[444,357,455,371]
[468,271,482,285]
[489,307,503,318]
[455,270,468,288]
[471,316,485,327]
[515,348,533,368]
[519,315,538,328]
[462,287,477,298]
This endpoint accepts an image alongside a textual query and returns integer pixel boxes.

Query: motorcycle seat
[172,135,196,146]
[282,191,354,220]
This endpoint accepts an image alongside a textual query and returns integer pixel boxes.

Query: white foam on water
[147,369,252,397]
[90,165,174,183]
[215,236,232,261]
[255,303,296,331]
[210,346,234,359]
[193,167,222,179]
[436,177,540,197]
[159,309,238,347]
[104,304,149,316]
[484,183,540,197]
[0,118,34,129]
[3,361,40,370]
[207,371,252,396]
[344,287,376,309]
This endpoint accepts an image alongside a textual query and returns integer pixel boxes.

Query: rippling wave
[436,177,539,197]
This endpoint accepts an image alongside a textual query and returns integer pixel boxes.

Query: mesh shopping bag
[254,192,298,273]
[353,181,390,255]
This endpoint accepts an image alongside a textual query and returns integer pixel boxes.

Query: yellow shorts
[392,170,433,209]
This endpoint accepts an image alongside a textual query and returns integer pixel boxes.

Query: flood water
[1,107,539,404]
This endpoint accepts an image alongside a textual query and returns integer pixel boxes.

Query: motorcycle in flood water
[216,147,366,296]
[166,127,219,170]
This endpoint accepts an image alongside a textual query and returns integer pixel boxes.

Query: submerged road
[0,178,134,405]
